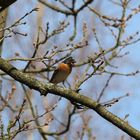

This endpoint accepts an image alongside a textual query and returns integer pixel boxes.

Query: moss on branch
[0,57,139,139]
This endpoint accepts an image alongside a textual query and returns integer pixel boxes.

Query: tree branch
[0,0,17,12]
[0,57,140,139]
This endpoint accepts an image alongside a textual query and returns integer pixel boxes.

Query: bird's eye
[71,62,75,66]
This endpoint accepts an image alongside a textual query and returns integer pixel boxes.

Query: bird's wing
[49,68,59,83]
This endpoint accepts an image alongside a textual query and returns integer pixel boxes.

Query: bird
[47,57,83,109]
[45,57,75,95]
[49,57,75,84]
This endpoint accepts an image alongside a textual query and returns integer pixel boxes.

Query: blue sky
[1,0,140,139]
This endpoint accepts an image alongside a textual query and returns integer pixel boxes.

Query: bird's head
[63,57,75,66]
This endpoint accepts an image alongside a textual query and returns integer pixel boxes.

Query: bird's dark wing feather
[49,68,59,83]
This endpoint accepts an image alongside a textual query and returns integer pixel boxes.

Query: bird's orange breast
[58,63,71,74]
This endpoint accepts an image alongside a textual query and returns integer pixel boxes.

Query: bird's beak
[71,59,76,66]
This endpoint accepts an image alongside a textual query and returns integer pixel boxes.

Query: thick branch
[0,0,17,12]
[0,57,139,139]
[39,0,73,15]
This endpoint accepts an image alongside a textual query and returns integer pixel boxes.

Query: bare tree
[0,0,140,140]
